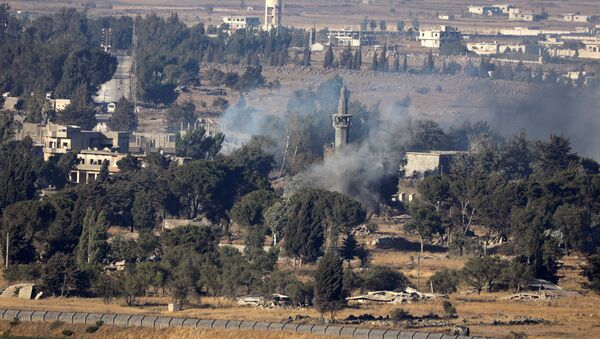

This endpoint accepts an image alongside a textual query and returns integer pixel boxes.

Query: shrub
[95,320,104,327]
[442,300,457,318]
[428,268,460,294]
[360,266,409,291]
[86,326,99,333]
[62,329,74,336]
[390,308,412,324]
[9,316,20,326]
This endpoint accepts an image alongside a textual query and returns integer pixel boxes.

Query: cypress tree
[402,54,408,72]
[371,51,378,71]
[393,54,400,72]
[379,47,388,72]
[302,47,311,66]
[77,208,108,266]
[353,46,362,70]
[324,45,334,69]
[314,250,346,320]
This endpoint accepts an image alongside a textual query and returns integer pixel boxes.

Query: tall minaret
[333,86,352,152]
[264,0,282,31]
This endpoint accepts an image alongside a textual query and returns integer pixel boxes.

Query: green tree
[323,45,334,69]
[501,257,534,292]
[132,191,157,231]
[360,266,409,291]
[57,83,97,130]
[1,200,54,264]
[379,20,387,31]
[402,54,408,72]
[462,256,507,294]
[76,208,108,266]
[230,190,278,227]
[406,204,443,253]
[116,155,142,172]
[369,19,377,31]
[175,127,224,160]
[167,100,196,131]
[0,139,40,211]
[553,204,592,254]
[371,51,378,71]
[314,251,346,320]
[428,268,460,294]
[109,98,137,131]
[42,252,82,297]
[581,254,600,294]
[339,232,359,264]
[396,20,405,32]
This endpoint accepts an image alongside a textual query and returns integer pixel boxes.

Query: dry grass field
[0,320,336,339]
[6,0,600,29]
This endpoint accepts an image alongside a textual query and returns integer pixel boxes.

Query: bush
[360,266,409,291]
[442,300,457,318]
[9,316,20,326]
[390,308,412,323]
[62,329,74,336]
[86,326,99,333]
[3,264,41,284]
[95,320,104,327]
[428,268,460,294]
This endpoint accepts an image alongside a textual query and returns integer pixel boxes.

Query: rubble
[0,283,39,299]
[346,288,441,304]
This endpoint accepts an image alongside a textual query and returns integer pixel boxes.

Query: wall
[0,308,487,339]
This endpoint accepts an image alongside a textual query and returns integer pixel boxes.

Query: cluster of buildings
[12,120,220,183]
[220,0,282,33]
[468,4,594,23]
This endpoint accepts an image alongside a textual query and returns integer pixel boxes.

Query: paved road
[94,53,132,104]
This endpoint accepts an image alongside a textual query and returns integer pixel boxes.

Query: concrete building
[403,151,463,178]
[563,14,590,23]
[221,16,261,31]
[467,41,526,55]
[263,0,282,31]
[509,12,535,21]
[327,29,376,47]
[332,86,352,153]
[71,149,126,184]
[579,40,600,59]
[418,26,461,48]
[468,5,501,16]
[15,123,129,161]
[130,131,177,155]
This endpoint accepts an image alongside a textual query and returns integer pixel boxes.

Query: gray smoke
[483,84,600,160]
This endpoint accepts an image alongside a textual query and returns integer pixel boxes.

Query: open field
[6,1,600,30]
[0,320,335,339]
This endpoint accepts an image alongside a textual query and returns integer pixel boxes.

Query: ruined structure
[264,0,282,31]
[332,86,352,153]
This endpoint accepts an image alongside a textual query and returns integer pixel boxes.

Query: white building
[327,29,376,47]
[468,5,501,16]
[221,16,261,31]
[467,41,526,55]
[418,26,461,48]
[509,12,535,21]
[403,151,464,178]
[563,14,590,23]
[579,40,600,59]
[263,0,282,31]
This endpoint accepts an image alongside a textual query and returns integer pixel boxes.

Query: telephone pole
[5,232,8,269]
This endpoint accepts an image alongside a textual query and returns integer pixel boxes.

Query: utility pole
[131,18,138,110]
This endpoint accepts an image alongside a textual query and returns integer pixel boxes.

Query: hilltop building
[264,0,282,31]
[221,16,261,31]
[418,26,461,48]
[402,151,463,178]
[327,29,376,47]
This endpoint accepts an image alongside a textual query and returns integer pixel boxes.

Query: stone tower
[333,86,352,152]
[264,0,282,31]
